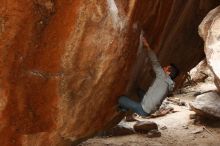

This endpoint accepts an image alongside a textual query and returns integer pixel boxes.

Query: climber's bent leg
[118,96,148,116]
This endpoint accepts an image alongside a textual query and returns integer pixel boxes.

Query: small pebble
[182,125,189,129]
[189,114,196,119]
[146,130,161,138]
[160,126,167,130]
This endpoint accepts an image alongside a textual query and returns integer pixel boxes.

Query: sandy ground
[79,82,220,146]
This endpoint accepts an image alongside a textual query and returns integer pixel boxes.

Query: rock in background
[199,5,220,92]
[190,5,220,121]
[190,92,220,118]
[0,0,220,145]
[189,60,214,83]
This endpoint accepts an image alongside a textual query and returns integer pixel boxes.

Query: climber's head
[163,64,180,80]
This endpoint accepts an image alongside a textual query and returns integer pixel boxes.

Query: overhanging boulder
[0,0,219,145]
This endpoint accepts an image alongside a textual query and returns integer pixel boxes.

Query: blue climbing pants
[118,96,148,116]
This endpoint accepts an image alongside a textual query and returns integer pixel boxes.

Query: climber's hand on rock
[142,36,150,50]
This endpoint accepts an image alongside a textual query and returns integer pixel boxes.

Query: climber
[118,33,180,116]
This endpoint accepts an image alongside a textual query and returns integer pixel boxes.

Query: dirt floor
[79,81,220,146]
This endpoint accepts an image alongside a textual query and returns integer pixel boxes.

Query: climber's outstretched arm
[141,35,165,78]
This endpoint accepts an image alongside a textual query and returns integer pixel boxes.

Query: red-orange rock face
[0,0,219,145]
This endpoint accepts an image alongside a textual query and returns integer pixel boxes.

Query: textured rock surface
[190,92,220,118]
[199,6,220,92]
[133,121,158,134]
[98,125,135,137]
[189,60,213,82]
[0,0,220,145]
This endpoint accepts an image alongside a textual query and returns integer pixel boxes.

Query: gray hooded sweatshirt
[141,49,174,114]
